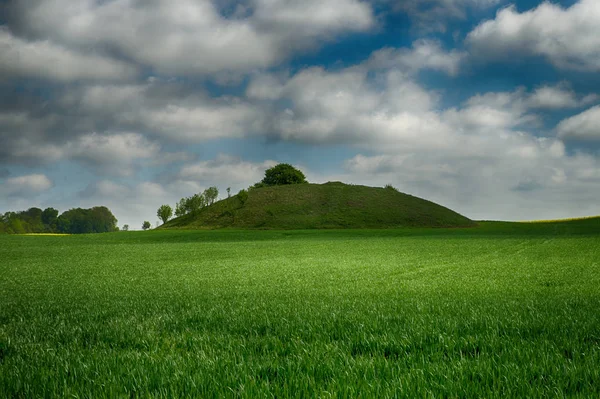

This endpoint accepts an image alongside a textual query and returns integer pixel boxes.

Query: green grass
[162,182,475,229]
[1,219,599,397]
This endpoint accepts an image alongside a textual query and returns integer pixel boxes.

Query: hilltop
[161,182,475,230]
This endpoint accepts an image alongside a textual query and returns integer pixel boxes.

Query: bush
[238,189,249,205]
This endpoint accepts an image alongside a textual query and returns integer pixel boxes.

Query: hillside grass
[162,182,475,230]
[1,219,599,397]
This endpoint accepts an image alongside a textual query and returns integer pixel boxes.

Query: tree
[261,163,307,186]
[157,204,173,224]
[122,224,129,231]
[227,187,231,198]
[142,221,151,230]
[186,193,205,213]
[204,186,219,205]
[175,198,187,217]
[42,207,59,231]
[57,207,118,234]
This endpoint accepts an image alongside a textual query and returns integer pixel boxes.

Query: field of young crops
[1,221,599,397]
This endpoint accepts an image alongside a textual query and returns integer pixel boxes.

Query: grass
[1,219,599,397]
[162,182,476,230]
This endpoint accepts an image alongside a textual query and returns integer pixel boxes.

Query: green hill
[161,182,476,230]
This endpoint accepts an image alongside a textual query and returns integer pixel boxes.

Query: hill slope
[162,182,475,230]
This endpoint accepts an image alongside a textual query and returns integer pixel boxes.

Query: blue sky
[1,0,600,228]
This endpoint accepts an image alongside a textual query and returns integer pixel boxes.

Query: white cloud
[368,39,466,76]
[0,174,53,197]
[178,154,278,187]
[466,0,600,71]
[248,65,444,148]
[10,0,374,76]
[0,27,136,82]
[557,105,600,141]
[527,83,592,109]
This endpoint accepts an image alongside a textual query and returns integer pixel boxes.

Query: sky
[1,0,600,229]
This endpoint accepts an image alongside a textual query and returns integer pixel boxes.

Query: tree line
[0,206,118,234]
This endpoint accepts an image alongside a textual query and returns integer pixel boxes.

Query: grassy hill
[161,182,476,230]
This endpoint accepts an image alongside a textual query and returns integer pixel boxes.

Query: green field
[1,220,599,397]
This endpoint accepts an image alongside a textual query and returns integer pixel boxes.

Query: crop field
[1,220,599,397]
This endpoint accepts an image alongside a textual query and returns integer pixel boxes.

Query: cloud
[0,109,63,165]
[248,64,446,148]
[338,141,600,221]
[367,39,466,76]
[61,81,266,142]
[7,0,374,76]
[466,0,600,71]
[0,80,265,170]
[176,154,278,188]
[0,27,137,82]
[527,83,598,109]
[247,62,558,152]
[557,105,600,141]
[66,132,161,176]
[391,0,503,32]
[443,88,540,131]
[0,174,53,197]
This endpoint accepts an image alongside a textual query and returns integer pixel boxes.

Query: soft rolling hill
[162,182,475,229]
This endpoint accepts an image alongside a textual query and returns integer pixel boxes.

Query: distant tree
[8,217,26,234]
[157,204,173,224]
[57,207,118,234]
[18,207,43,232]
[90,206,118,233]
[204,186,219,205]
[186,193,205,213]
[142,221,151,230]
[237,189,249,205]
[41,207,59,231]
[261,163,307,186]
[122,224,129,231]
[226,187,231,198]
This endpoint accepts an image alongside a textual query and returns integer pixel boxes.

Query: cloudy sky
[1,0,600,228]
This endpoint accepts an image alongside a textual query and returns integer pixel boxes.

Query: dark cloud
[4,0,375,76]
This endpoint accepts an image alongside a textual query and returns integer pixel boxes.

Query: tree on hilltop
[261,163,307,186]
